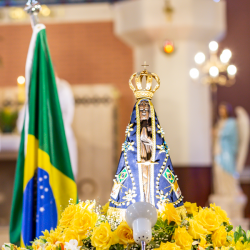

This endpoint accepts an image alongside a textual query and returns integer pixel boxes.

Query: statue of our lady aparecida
[107,64,185,218]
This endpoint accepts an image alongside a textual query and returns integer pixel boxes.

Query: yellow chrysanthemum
[32,242,44,250]
[115,221,135,245]
[231,237,250,250]
[41,227,63,244]
[221,247,236,250]
[195,207,222,232]
[91,222,119,250]
[174,227,193,250]
[212,226,228,247]
[210,203,230,224]
[184,202,198,216]
[41,230,51,241]
[44,243,57,250]
[161,203,181,225]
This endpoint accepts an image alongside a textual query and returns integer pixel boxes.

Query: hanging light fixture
[190,41,237,88]
[190,41,237,124]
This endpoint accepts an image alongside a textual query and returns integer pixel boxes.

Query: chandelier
[189,41,237,124]
[190,41,237,91]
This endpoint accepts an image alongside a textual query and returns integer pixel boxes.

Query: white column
[113,0,226,166]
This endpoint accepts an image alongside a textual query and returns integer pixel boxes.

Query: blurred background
[0,0,250,242]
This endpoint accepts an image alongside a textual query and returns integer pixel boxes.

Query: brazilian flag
[10,24,77,246]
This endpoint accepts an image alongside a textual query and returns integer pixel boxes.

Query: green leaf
[238,225,243,235]
[243,233,247,242]
[206,234,212,244]
[169,221,176,226]
[226,225,233,232]
[40,238,47,244]
[205,246,213,250]
[227,235,233,242]
[234,231,241,243]
[247,230,250,239]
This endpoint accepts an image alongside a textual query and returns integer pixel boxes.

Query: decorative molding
[0,3,113,25]
[75,96,113,105]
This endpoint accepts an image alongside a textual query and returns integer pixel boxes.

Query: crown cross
[142,61,149,69]
[129,61,160,100]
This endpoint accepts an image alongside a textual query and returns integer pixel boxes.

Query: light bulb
[209,41,218,52]
[209,66,219,77]
[220,54,230,64]
[227,65,237,76]
[220,49,232,63]
[222,49,232,59]
[194,52,206,64]
[17,76,25,85]
[189,68,199,79]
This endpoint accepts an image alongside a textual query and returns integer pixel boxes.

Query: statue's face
[139,101,150,121]
[219,105,228,119]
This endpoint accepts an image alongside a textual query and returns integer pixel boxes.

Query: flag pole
[24,0,41,28]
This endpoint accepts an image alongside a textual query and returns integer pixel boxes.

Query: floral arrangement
[3,201,250,250]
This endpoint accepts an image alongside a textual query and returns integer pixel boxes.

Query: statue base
[209,194,249,231]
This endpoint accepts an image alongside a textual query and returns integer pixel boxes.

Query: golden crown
[129,62,160,100]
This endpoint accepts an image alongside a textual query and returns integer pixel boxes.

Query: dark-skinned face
[139,101,150,121]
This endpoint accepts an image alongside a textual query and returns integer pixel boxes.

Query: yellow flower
[184,202,198,216]
[91,222,119,250]
[59,204,79,228]
[221,247,236,250]
[41,227,63,244]
[199,235,207,248]
[232,239,250,250]
[55,242,65,250]
[72,208,97,239]
[41,230,51,241]
[32,242,44,250]
[63,228,82,246]
[161,203,181,225]
[174,227,193,250]
[115,221,135,245]
[188,219,210,239]
[101,202,110,215]
[80,200,96,211]
[195,207,222,232]
[210,203,230,224]
[155,242,181,250]
[212,226,227,247]
[45,243,57,250]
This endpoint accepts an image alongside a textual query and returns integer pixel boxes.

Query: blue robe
[108,99,183,212]
[215,118,238,175]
